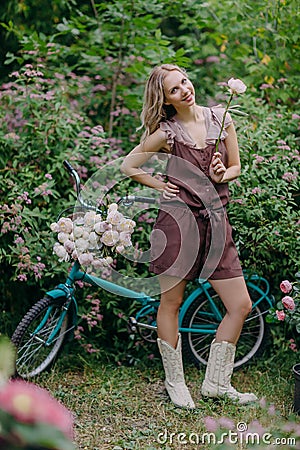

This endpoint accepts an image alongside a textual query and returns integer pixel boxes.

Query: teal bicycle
[11,161,274,379]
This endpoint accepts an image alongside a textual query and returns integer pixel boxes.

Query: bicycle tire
[11,296,71,379]
[181,285,270,370]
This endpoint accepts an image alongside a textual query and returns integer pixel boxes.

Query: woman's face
[163,70,195,111]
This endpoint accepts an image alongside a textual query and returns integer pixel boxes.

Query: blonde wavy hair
[139,64,188,142]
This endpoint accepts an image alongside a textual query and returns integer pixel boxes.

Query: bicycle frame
[43,260,273,344]
[42,260,156,345]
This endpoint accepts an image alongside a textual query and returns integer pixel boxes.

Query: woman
[121,64,257,408]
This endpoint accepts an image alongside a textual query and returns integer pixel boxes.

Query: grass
[35,347,300,450]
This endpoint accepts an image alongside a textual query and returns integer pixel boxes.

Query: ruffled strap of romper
[159,121,177,150]
[206,105,232,145]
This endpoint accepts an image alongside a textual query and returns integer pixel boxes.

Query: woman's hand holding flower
[209,152,226,183]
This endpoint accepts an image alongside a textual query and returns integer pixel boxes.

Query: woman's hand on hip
[159,181,180,200]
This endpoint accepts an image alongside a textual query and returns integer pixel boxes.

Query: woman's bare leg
[201,276,257,403]
[209,276,252,344]
[156,275,188,348]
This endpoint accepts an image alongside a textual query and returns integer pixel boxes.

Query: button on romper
[149,106,243,281]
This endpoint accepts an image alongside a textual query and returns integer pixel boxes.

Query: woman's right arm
[120,128,179,198]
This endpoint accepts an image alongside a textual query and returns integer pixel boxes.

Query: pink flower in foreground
[276,310,286,321]
[280,280,293,294]
[282,296,295,311]
[0,380,73,438]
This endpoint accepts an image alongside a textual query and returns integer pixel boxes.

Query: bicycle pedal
[128,317,138,333]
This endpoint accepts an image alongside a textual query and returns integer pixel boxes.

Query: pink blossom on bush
[253,154,264,163]
[282,296,295,311]
[280,280,293,294]
[282,171,298,182]
[251,187,262,194]
[17,274,27,282]
[206,55,220,63]
[290,339,297,352]
[260,83,274,89]
[276,310,285,321]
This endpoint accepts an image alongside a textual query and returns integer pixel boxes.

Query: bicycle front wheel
[11,296,72,379]
[181,286,270,370]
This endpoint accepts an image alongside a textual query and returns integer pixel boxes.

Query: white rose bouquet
[51,203,136,271]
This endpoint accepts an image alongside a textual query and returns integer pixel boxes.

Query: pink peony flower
[53,243,70,262]
[64,239,75,253]
[106,211,124,226]
[228,78,247,94]
[57,231,70,243]
[117,218,136,232]
[0,380,73,438]
[276,310,286,321]
[108,203,118,212]
[280,280,293,294]
[119,231,132,247]
[78,253,94,266]
[101,230,119,246]
[282,296,295,311]
[84,211,97,228]
[73,225,83,238]
[57,217,73,234]
[94,221,111,234]
[75,237,89,253]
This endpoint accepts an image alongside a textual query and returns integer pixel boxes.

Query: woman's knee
[227,295,252,318]
[160,293,183,312]
[238,296,252,318]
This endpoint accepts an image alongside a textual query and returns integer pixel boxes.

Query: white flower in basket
[51,203,136,270]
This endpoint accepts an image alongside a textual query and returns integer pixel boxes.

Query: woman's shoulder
[209,104,232,126]
[139,126,171,154]
[205,105,232,144]
[157,118,179,150]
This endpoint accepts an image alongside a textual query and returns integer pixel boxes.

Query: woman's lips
[183,93,193,102]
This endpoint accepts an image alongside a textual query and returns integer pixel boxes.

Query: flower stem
[215,92,234,154]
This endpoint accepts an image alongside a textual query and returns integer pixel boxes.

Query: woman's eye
[171,88,177,94]
[182,78,187,84]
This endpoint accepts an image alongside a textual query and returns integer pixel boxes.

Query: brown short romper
[149,106,243,281]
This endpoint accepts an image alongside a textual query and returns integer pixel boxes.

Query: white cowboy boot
[201,340,258,405]
[157,334,195,409]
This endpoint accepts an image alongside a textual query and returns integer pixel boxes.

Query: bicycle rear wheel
[11,296,72,379]
[181,286,270,370]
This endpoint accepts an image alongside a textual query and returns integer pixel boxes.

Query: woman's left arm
[209,123,241,183]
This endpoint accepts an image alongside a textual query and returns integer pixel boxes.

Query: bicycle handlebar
[63,160,158,209]
[121,195,157,206]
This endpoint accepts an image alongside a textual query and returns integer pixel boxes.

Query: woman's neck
[175,104,203,123]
